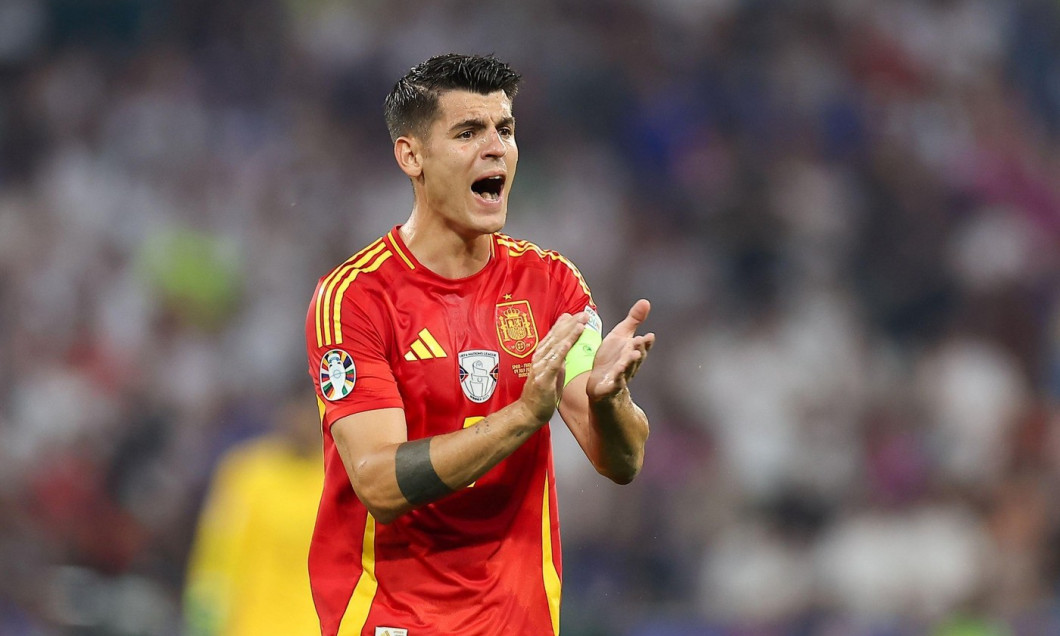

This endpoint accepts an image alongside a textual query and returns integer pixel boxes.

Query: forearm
[340,312,588,524]
[586,387,649,484]
[344,402,544,524]
[407,401,543,496]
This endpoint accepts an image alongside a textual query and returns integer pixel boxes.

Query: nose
[481,128,507,158]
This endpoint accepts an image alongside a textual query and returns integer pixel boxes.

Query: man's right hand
[517,312,589,424]
[333,311,588,524]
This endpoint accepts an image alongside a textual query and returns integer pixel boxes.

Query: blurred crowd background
[1,0,1060,634]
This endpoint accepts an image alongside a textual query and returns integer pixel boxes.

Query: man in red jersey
[305,54,654,636]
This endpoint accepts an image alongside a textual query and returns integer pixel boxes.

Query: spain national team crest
[459,350,500,403]
[495,300,539,358]
[320,349,356,401]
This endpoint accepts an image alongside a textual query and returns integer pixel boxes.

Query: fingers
[519,313,588,422]
[586,303,654,401]
[607,332,655,388]
[533,312,586,370]
[536,313,586,353]
[528,312,588,393]
[621,298,652,329]
[628,298,651,323]
[624,335,651,376]
[609,299,652,340]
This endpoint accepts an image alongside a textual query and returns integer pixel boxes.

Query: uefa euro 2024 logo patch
[459,350,499,403]
[320,349,356,401]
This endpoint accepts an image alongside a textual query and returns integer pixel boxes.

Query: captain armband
[563,307,603,387]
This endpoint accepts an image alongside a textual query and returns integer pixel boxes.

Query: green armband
[564,324,602,387]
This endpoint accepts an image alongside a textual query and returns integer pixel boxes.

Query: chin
[487,210,507,228]
[471,207,507,234]
[484,213,507,234]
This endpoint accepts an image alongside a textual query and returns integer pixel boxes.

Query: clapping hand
[586,299,654,403]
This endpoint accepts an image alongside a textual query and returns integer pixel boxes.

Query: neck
[400,212,493,279]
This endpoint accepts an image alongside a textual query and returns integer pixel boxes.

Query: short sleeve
[551,254,601,333]
[550,255,603,384]
[306,280,404,429]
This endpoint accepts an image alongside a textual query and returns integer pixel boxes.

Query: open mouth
[471,175,505,202]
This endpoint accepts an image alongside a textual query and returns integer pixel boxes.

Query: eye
[458,130,474,140]
[499,126,513,138]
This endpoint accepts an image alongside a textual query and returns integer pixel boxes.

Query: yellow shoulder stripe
[497,236,593,304]
[315,239,391,347]
[315,239,385,346]
[330,251,392,345]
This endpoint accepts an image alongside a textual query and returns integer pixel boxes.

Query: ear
[394,136,423,179]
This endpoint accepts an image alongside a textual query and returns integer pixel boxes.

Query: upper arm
[306,277,403,430]
[331,408,407,499]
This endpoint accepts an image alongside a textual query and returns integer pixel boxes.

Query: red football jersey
[305,227,595,636]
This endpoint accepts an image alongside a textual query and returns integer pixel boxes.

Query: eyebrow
[448,115,515,134]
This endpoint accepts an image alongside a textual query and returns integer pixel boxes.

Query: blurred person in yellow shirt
[184,392,323,636]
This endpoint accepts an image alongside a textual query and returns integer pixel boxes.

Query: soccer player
[305,53,654,636]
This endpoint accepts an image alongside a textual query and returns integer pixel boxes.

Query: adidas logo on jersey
[403,328,447,360]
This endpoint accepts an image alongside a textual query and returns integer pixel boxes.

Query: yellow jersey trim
[542,475,561,635]
[316,396,326,422]
[336,515,378,636]
[316,240,387,346]
[496,236,593,304]
[387,230,416,270]
[332,251,392,345]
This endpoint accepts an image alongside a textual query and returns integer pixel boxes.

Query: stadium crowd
[1,0,1059,634]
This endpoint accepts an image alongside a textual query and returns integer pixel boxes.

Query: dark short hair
[384,54,521,142]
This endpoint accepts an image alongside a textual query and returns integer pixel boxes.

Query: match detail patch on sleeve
[583,305,602,333]
[320,349,356,400]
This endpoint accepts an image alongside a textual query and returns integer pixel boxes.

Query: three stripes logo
[404,328,447,361]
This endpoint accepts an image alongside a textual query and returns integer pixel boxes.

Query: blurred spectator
[184,392,322,636]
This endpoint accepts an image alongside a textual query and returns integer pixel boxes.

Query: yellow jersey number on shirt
[462,416,485,487]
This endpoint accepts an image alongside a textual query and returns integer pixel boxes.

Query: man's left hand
[586,299,655,403]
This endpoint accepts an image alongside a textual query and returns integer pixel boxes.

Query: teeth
[472,175,504,202]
